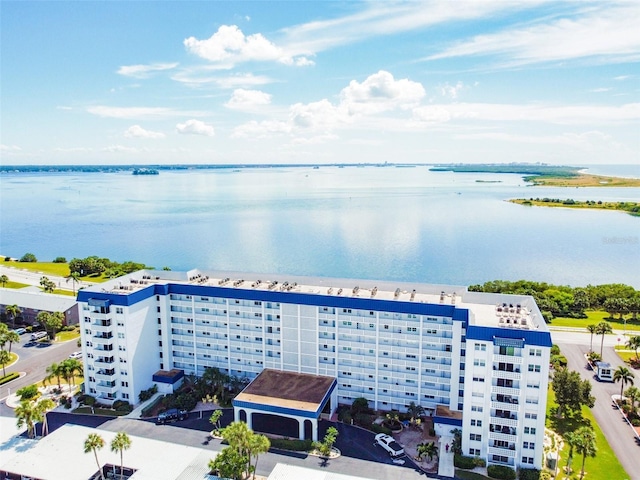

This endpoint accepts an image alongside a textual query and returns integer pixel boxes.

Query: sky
[1,1,639,166]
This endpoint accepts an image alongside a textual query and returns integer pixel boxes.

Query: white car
[68,351,83,359]
[375,433,404,457]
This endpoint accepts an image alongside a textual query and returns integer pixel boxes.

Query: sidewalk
[437,435,454,477]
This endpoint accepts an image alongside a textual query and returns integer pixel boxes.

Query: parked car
[30,331,48,341]
[69,351,83,359]
[156,408,188,424]
[374,433,405,457]
[13,328,27,335]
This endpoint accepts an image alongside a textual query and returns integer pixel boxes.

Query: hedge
[454,454,476,469]
[488,464,516,480]
[371,423,392,435]
[0,372,19,385]
[269,438,313,451]
[518,468,540,480]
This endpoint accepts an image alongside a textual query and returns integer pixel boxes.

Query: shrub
[140,395,165,418]
[16,384,40,401]
[82,395,96,406]
[518,468,540,480]
[354,412,373,428]
[139,384,158,402]
[454,454,476,469]
[371,424,392,435]
[0,372,20,385]
[550,345,561,355]
[488,465,516,480]
[269,438,313,451]
[473,457,487,467]
[20,253,37,262]
[631,418,640,427]
[4,256,11,262]
[53,257,67,263]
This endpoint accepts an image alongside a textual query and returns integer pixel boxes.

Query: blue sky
[1,1,639,165]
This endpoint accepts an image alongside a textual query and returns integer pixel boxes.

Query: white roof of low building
[0,423,219,480]
[268,463,376,480]
[0,287,77,312]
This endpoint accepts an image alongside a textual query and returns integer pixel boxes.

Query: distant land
[431,164,640,187]
[510,198,640,216]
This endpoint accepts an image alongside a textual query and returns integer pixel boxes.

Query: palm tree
[586,324,598,352]
[15,399,43,438]
[44,362,63,389]
[624,386,640,412]
[613,366,634,401]
[6,304,21,328]
[37,397,56,436]
[417,441,438,461]
[248,432,270,479]
[0,274,8,287]
[564,431,578,475]
[573,426,597,479]
[406,401,425,424]
[61,357,83,389]
[4,330,20,354]
[84,433,106,480]
[210,409,223,434]
[595,321,612,358]
[110,431,132,479]
[0,350,11,377]
[66,271,81,294]
[625,335,640,362]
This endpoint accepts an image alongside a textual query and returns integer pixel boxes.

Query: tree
[624,385,640,411]
[39,276,56,293]
[84,433,106,480]
[450,428,462,455]
[66,271,81,294]
[573,426,597,479]
[20,252,37,262]
[15,399,43,438]
[2,329,20,354]
[417,441,438,461]
[0,349,10,377]
[626,335,640,361]
[0,274,8,287]
[247,430,270,479]
[586,324,597,352]
[218,421,270,479]
[552,368,595,418]
[37,397,56,436]
[351,397,370,417]
[209,409,223,434]
[110,431,132,480]
[44,362,63,389]
[6,304,21,328]
[595,321,613,358]
[209,447,246,480]
[37,311,64,340]
[313,426,338,458]
[564,431,578,475]
[613,366,634,401]
[61,357,83,388]
[406,401,425,423]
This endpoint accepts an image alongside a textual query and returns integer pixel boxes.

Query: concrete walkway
[437,435,454,477]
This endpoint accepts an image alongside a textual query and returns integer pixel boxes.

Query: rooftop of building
[0,287,78,312]
[81,269,547,332]
[235,369,336,413]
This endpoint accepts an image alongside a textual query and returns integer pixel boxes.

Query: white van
[30,331,48,341]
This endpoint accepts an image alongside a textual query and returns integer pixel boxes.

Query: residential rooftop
[82,269,547,332]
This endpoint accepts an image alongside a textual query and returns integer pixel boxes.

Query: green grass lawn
[455,470,490,480]
[546,389,629,479]
[56,329,80,342]
[1,259,106,283]
[3,280,30,289]
[550,310,640,332]
[2,352,18,369]
[73,406,127,416]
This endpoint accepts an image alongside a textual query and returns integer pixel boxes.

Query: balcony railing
[487,446,516,458]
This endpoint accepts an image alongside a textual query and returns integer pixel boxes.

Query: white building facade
[78,269,550,470]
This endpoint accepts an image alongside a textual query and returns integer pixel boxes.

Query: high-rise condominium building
[78,269,550,470]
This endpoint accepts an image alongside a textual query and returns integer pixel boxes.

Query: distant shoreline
[510,198,640,216]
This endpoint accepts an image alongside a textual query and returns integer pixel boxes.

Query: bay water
[1,165,638,288]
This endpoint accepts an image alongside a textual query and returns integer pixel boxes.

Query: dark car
[156,408,188,424]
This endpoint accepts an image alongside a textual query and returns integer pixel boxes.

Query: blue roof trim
[232,399,319,419]
[152,369,184,384]
[466,325,552,348]
[88,298,110,307]
[434,415,463,427]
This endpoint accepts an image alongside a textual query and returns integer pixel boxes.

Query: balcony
[490,415,518,428]
[95,356,115,365]
[493,354,522,364]
[92,332,113,344]
[492,369,521,381]
[491,400,519,411]
[96,382,118,394]
[92,319,112,331]
[488,446,516,458]
[95,370,116,382]
[489,431,518,442]
[491,385,520,396]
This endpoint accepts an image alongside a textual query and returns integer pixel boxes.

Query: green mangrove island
[510,198,640,216]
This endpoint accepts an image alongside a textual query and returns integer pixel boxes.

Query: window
[473,359,486,366]
[469,448,480,456]
[528,364,541,373]
[524,427,536,435]
[530,348,542,356]
[471,405,483,412]
[118,332,125,339]
[525,413,538,420]
[470,419,482,426]
[115,307,124,314]
[523,442,535,449]
[521,457,534,464]
[475,343,487,351]
[121,381,129,387]
[472,376,484,382]
[122,393,129,399]
[469,434,481,441]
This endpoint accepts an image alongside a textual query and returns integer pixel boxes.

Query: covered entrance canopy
[232,369,337,441]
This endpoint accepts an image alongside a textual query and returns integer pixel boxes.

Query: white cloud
[426,4,640,66]
[117,62,179,78]
[232,120,291,139]
[290,99,349,130]
[588,88,611,93]
[87,106,206,119]
[171,69,274,89]
[339,70,425,115]
[453,130,620,151]
[412,102,640,125]
[184,25,312,67]
[225,89,272,110]
[176,119,215,137]
[1,144,22,152]
[103,145,140,153]
[53,147,93,153]
[124,125,165,139]
[440,81,465,99]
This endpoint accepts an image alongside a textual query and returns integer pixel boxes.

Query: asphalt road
[552,330,639,479]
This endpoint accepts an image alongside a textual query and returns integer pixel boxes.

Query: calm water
[1,166,639,288]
